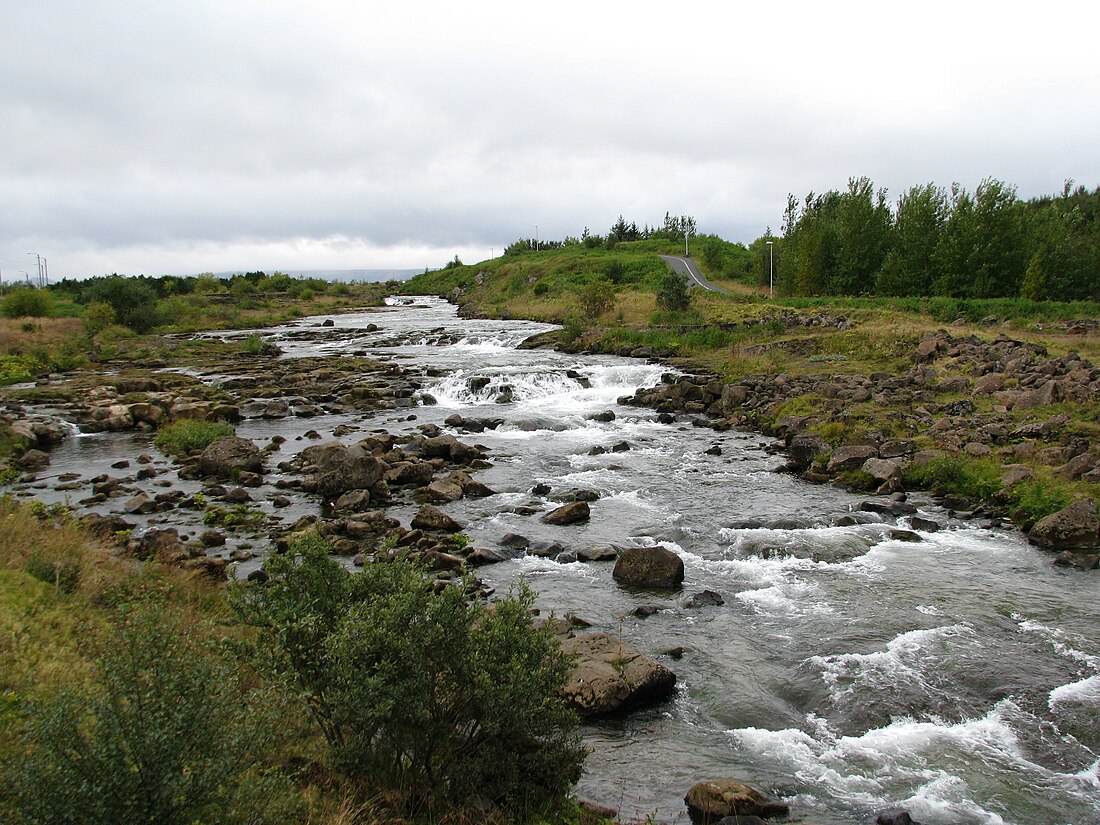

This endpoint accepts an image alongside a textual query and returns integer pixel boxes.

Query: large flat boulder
[684,779,790,823]
[559,633,676,718]
[613,545,685,589]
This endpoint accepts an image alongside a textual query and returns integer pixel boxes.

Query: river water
[22,297,1100,824]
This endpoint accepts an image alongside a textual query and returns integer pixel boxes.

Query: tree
[81,276,159,332]
[877,183,948,296]
[229,535,585,817]
[831,176,892,295]
[7,599,294,825]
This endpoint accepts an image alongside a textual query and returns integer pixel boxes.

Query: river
[22,297,1100,824]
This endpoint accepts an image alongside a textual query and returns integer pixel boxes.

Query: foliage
[203,504,267,530]
[3,597,296,825]
[901,455,1002,501]
[775,177,1100,302]
[1001,477,1072,524]
[79,276,160,333]
[240,334,265,354]
[24,553,80,594]
[153,419,235,457]
[1,288,54,319]
[229,534,585,818]
[656,271,691,311]
[579,278,616,319]
[80,302,115,335]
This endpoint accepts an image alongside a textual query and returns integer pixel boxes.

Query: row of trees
[503,212,699,256]
[771,177,1099,301]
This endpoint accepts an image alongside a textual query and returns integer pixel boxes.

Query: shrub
[24,553,80,594]
[239,334,264,354]
[153,419,235,457]
[230,534,585,818]
[4,598,297,825]
[656,272,691,311]
[81,302,115,334]
[1002,477,1072,525]
[902,455,1001,501]
[81,277,159,333]
[2,288,54,319]
[579,278,615,320]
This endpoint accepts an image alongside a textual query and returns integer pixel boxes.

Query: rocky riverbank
[612,329,1100,568]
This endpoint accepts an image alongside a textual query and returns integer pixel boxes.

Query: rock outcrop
[559,632,677,718]
[612,545,685,589]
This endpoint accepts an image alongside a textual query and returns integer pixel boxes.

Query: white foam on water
[730,699,1098,824]
[808,625,976,705]
[735,579,833,619]
[1013,613,1100,669]
[1049,675,1100,709]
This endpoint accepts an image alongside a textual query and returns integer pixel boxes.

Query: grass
[901,455,1003,502]
[154,419,236,457]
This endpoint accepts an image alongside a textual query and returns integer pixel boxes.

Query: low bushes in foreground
[230,533,586,820]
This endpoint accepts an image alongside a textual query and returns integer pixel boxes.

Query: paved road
[659,255,734,296]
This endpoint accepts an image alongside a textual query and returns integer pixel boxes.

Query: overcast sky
[3,1,1099,279]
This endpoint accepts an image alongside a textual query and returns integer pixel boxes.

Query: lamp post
[534,225,539,251]
[766,240,774,299]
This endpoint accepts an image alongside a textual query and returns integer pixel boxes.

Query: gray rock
[684,779,789,823]
[410,504,463,533]
[541,500,590,525]
[559,633,677,718]
[578,543,621,561]
[613,545,685,589]
[1029,499,1099,550]
[827,445,879,473]
[684,590,725,608]
[123,492,156,514]
[198,437,263,479]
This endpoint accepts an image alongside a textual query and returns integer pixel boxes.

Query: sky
[3,0,1099,280]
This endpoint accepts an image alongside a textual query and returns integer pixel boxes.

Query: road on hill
[659,255,734,296]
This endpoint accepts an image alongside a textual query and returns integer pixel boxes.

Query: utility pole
[766,240,774,299]
[28,252,42,287]
[43,258,48,285]
[534,225,539,251]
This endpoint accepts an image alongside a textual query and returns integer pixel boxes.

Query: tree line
[771,177,1099,301]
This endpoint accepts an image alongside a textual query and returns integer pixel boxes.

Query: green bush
[153,419,235,457]
[656,271,691,311]
[902,455,1001,501]
[81,277,160,333]
[230,534,585,818]
[1002,477,1072,524]
[1,288,54,319]
[81,302,115,334]
[4,598,297,825]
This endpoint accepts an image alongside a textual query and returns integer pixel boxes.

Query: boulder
[861,457,903,483]
[826,445,879,473]
[198,437,263,479]
[426,478,464,502]
[302,442,384,500]
[784,434,830,473]
[684,590,725,608]
[410,504,463,533]
[613,545,685,589]
[578,543,621,561]
[684,780,789,823]
[541,500,590,525]
[16,448,50,470]
[123,491,156,514]
[559,633,677,718]
[1028,499,1099,550]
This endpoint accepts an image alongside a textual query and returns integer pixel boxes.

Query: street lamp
[766,241,774,299]
[534,225,539,251]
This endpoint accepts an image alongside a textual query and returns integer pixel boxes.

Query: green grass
[902,455,1002,501]
[154,419,235,457]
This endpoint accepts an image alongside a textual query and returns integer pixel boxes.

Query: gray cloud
[3,0,1099,277]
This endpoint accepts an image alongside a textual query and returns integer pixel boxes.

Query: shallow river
[25,297,1100,824]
